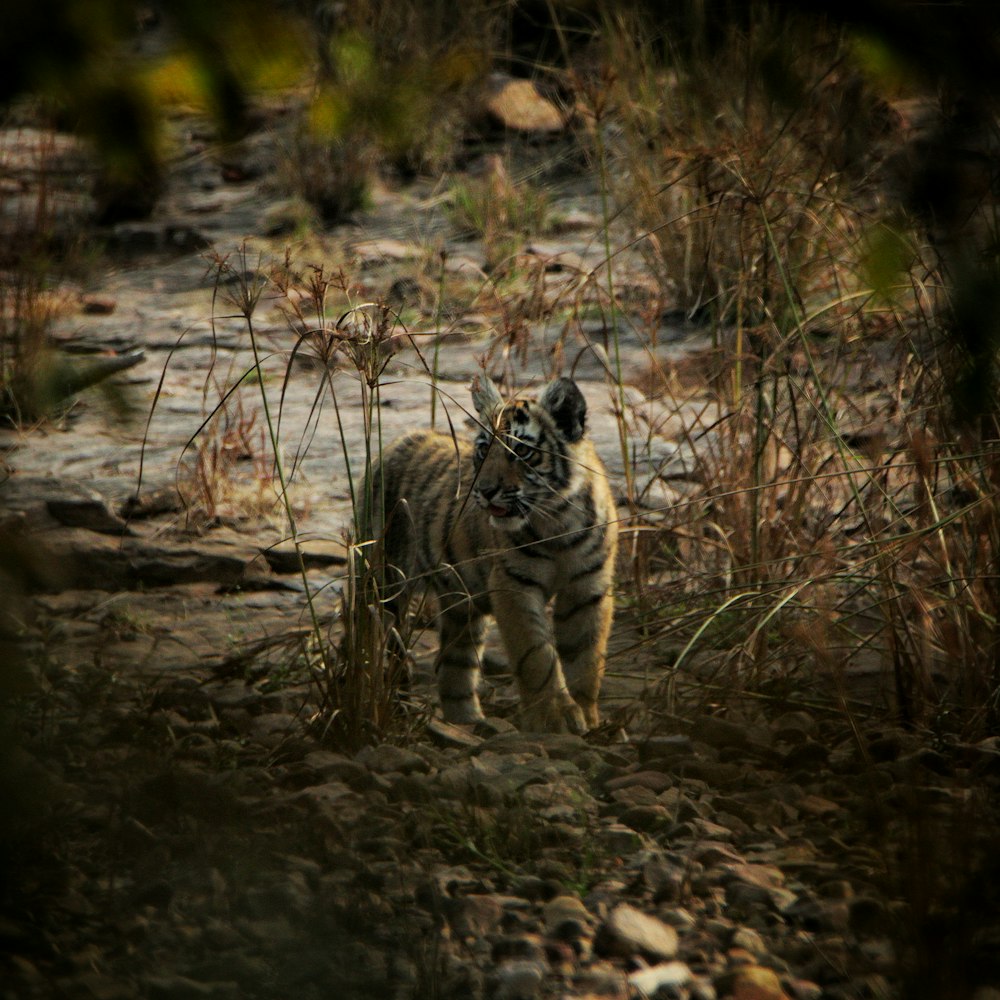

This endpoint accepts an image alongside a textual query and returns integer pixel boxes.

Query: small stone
[611,783,659,808]
[599,823,645,855]
[426,717,484,749]
[694,715,762,751]
[576,961,632,997]
[620,805,672,833]
[355,744,430,775]
[784,979,822,1000]
[595,904,679,962]
[642,858,684,901]
[302,751,372,790]
[783,742,830,770]
[689,818,737,841]
[638,736,694,763]
[730,926,768,957]
[606,770,675,794]
[772,710,817,739]
[721,863,785,891]
[491,959,547,1000]
[696,843,745,866]
[797,794,840,817]
[446,893,504,939]
[629,961,693,998]
[716,965,788,1000]
[542,894,593,935]
[492,935,547,964]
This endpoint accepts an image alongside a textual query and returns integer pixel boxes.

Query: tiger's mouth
[482,499,527,528]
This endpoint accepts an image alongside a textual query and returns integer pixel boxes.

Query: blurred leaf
[850,32,915,96]
[438,44,489,89]
[309,87,350,139]
[862,222,914,302]
[144,53,212,111]
[331,31,376,88]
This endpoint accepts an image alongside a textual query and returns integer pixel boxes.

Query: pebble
[606,770,676,794]
[445,894,505,939]
[715,964,788,1000]
[629,961,693,998]
[301,750,372,789]
[784,980,823,1000]
[491,959,548,1000]
[641,858,684,901]
[355,743,431,775]
[619,805,672,833]
[595,904,679,962]
[543,894,594,935]
[598,823,646,855]
[729,927,768,957]
[638,736,695,763]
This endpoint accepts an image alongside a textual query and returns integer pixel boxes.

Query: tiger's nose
[478,483,500,501]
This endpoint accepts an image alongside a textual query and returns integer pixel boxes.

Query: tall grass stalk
[211,247,330,674]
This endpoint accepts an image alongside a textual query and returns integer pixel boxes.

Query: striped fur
[364,376,617,733]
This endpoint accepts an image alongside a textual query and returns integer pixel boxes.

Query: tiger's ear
[470,375,504,424]
[539,377,587,442]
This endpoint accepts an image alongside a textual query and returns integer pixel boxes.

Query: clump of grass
[536,4,1000,740]
[281,126,374,225]
[0,122,78,424]
[177,385,274,528]
[448,155,552,271]
[305,1,496,175]
[0,264,59,425]
[597,7,890,329]
[150,245,430,750]
[281,0,501,221]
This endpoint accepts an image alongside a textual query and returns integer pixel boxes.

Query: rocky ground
[3,90,1000,1000]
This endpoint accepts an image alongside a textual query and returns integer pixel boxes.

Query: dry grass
[136,3,1000,753]
[599,7,890,329]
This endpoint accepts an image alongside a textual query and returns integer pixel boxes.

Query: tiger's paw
[520,696,588,735]
[441,698,486,727]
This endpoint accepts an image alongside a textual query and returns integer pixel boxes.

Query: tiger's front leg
[554,581,615,730]
[490,567,586,734]
[435,599,487,725]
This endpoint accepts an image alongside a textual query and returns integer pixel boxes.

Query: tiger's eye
[512,441,534,459]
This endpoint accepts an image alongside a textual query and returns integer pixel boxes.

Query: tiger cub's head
[469,375,588,530]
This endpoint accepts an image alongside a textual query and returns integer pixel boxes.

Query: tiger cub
[364,375,617,733]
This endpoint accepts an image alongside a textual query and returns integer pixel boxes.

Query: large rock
[483,74,565,133]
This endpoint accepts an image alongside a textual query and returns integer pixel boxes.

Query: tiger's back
[365,376,617,733]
